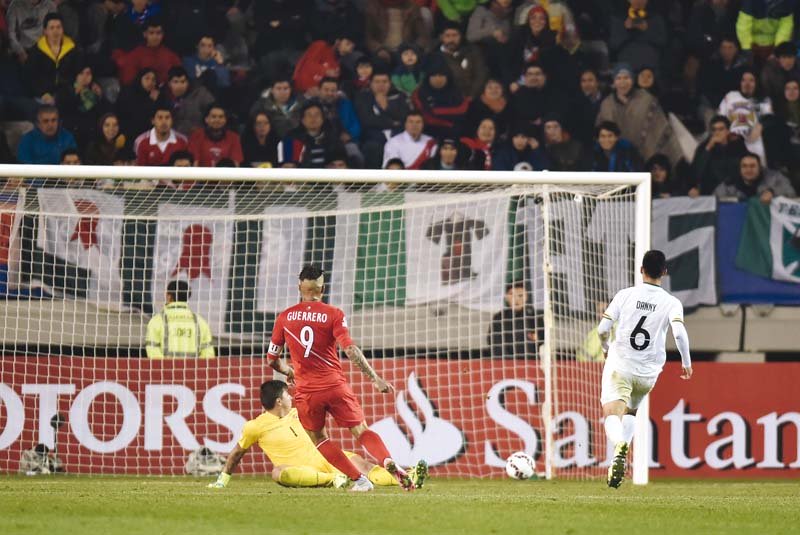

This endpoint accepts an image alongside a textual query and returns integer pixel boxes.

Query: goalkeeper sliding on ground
[208,380,428,490]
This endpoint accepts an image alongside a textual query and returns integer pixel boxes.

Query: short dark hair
[169,150,194,165]
[143,17,164,31]
[595,121,621,138]
[320,77,339,88]
[741,152,762,166]
[152,102,173,117]
[260,380,288,410]
[216,158,235,167]
[37,104,58,118]
[168,66,188,80]
[299,265,324,281]
[60,148,80,162]
[642,250,667,279]
[204,102,225,118]
[384,157,405,169]
[505,281,525,293]
[43,12,63,29]
[405,110,423,122]
[775,41,797,58]
[709,115,730,129]
[166,280,191,302]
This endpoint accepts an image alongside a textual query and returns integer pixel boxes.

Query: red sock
[357,429,393,466]
[316,439,362,480]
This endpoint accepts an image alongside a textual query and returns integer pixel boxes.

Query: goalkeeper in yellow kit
[208,380,428,490]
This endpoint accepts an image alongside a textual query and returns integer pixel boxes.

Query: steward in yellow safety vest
[146,280,215,359]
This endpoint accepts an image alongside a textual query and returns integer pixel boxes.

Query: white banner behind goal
[0,167,650,480]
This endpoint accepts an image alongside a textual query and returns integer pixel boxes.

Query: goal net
[0,166,650,480]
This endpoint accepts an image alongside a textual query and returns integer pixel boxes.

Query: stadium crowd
[0,0,799,200]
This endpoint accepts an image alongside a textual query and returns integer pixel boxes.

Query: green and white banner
[737,197,800,283]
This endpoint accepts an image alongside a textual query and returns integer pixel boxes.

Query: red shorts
[294,383,365,431]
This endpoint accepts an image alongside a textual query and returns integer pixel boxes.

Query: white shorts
[600,361,657,410]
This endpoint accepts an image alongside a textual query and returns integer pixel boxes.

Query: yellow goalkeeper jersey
[238,408,333,472]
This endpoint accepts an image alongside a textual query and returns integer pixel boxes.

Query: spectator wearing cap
[507,6,557,85]
[718,69,773,166]
[466,0,514,82]
[761,42,800,104]
[293,33,355,95]
[493,123,548,171]
[356,69,411,169]
[464,78,511,141]
[134,104,189,166]
[421,137,466,171]
[17,104,77,165]
[510,63,568,135]
[608,0,667,74]
[278,101,345,168]
[114,18,181,86]
[364,0,431,54]
[514,0,577,44]
[591,121,643,173]
[25,12,82,103]
[160,66,215,137]
[412,60,469,139]
[736,0,794,66]
[542,114,586,171]
[691,115,748,195]
[430,21,488,98]
[188,104,243,167]
[713,152,795,202]
[391,43,424,96]
[382,111,437,169]
[116,68,159,140]
[647,154,686,199]
[6,0,56,63]
[596,63,682,166]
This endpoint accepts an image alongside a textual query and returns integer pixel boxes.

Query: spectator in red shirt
[293,33,358,94]
[188,103,243,167]
[134,103,188,166]
[114,18,180,86]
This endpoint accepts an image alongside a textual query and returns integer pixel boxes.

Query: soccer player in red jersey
[267,265,415,492]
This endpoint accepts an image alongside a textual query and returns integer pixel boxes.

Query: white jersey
[603,283,684,378]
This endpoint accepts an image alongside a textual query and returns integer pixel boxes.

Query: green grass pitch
[1,476,798,535]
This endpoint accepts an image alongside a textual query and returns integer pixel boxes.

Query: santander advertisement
[0,359,798,478]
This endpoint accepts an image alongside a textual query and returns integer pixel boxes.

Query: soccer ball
[505,452,535,480]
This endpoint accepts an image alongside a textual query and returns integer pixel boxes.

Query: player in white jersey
[597,250,692,488]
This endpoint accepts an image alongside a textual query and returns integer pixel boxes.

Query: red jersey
[188,129,244,167]
[268,300,354,392]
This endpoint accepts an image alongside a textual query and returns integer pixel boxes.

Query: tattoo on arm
[224,445,247,475]
[345,345,378,381]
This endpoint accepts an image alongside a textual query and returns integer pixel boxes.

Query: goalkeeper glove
[208,472,231,489]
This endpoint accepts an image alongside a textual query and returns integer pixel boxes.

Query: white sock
[622,414,636,444]
[604,415,624,444]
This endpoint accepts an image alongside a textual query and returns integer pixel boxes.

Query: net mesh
[0,173,641,478]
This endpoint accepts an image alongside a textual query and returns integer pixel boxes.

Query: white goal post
[0,165,650,483]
